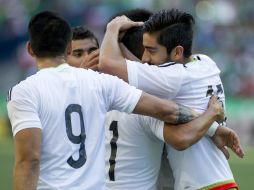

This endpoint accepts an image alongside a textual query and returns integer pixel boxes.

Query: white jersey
[7,64,142,190]
[105,110,164,190]
[127,54,234,189]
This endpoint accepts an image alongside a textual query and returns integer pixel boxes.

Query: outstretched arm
[163,96,224,150]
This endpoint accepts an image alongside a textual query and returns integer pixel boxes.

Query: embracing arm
[163,96,224,150]
[133,92,197,124]
[13,128,41,190]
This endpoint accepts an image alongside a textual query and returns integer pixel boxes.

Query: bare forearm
[101,25,122,61]
[14,160,39,190]
[99,25,126,78]
[174,104,198,124]
[164,109,217,150]
[133,93,197,124]
[157,103,197,124]
[12,128,41,190]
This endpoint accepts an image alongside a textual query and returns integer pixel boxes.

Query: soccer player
[104,9,224,190]
[7,11,199,190]
[67,26,99,70]
[102,9,234,190]
[99,9,244,190]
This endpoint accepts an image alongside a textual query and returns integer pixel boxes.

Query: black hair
[109,9,153,59]
[144,9,194,58]
[72,26,99,48]
[28,11,72,58]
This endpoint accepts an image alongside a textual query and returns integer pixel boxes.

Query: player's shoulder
[158,62,185,68]
[6,74,37,102]
[127,59,185,70]
[192,54,217,65]
[157,62,187,76]
[71,67,115,88]
[77,67,118,81]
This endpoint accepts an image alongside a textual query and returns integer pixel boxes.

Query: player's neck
[183,56,192,64]
[173,56,192,64]
[37,56,67,70]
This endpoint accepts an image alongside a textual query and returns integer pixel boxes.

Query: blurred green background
[0,0,254,189]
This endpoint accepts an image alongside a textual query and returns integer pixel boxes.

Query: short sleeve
[126,60,186,99]
[99,73,142,113]
[138,115,165,142]
[7,84,41,136]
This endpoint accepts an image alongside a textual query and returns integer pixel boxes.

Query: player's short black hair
[109,9,153,59]
[144,9,194,58]
[72,26,99,48]
[28,11,72,58]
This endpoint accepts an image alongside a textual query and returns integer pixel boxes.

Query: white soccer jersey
[127,54,234,190]
[105,110,164,190]
[7,64,142,190]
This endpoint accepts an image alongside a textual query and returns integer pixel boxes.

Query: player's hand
[80,49,99,71]
[107,15,143,32]
[207,95,224,123]
[212,126,244,159]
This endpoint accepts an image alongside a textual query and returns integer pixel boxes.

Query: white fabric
[127,60,186,99]
[7,64,142,190]
[206,122,219,137]
[105,111,164,190]
[127,54,233,189]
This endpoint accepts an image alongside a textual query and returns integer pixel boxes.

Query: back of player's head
[28,11,72,58]
[72,26,99,48]
[143,9,194,58]
[111,9,152,22]
[109,9,153,59]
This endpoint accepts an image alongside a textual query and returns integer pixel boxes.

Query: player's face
[142,32,172,65]
[67,38,98,68]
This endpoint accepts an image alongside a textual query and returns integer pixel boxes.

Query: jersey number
[108,121,119,181]
[65,104,87,169]
[206,84,223,97]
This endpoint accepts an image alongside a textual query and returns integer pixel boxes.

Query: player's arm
[7,85,42,190]
[133,92,198,124]
[99,16,143,82]
[105,73,197,124]
[211,126,244,159]
[13,129,41,190]
[163,96,224,150]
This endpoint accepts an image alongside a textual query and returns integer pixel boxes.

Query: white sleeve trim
[206,122,219,137]
[155,121,164,142]
[126,59,139,86]
[13,126,42,137]
[124,89,142,113]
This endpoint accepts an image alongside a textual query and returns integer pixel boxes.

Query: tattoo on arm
[175,104,196,124]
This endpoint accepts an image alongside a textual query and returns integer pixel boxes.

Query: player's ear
[26,41,35,57]
[171,45,184,61]
[66,41,72,55]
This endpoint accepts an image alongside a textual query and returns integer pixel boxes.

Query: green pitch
[0,138,253,189]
